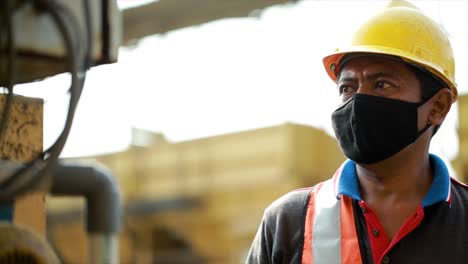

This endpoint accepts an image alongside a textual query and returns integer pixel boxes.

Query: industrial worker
[246,0,468,263]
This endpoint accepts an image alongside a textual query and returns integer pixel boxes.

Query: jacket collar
[333,153,452,207]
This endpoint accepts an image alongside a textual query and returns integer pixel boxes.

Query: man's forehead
[338,54,409,79]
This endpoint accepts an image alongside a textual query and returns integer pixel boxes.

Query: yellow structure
[455,95,468,182]
[48,123,345,263]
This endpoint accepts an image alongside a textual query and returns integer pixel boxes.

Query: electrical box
[0,0,121,85]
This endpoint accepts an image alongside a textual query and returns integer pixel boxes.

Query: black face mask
[331,93,432,164]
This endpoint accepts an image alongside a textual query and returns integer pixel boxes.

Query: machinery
[0,0,122,263]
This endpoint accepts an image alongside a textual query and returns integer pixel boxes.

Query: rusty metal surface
[0,94,45,236]
[0,95,43,161]
[122,0,296,45]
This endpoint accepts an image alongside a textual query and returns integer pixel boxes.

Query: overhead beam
[122,0,295,45]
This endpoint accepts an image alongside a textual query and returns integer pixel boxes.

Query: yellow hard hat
[323,0,457,101]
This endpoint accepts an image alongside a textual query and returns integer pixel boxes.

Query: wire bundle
[0,0,92,202]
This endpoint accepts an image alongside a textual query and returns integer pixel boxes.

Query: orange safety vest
[302,178,363,264]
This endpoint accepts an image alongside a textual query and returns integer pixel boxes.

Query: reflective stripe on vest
[302,179,362,264]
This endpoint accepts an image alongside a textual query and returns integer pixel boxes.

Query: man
[246,1,468,263]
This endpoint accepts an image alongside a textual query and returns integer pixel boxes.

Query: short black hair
[407,64,446,135]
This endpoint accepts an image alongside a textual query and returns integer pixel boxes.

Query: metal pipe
[50,160,121,264]
[89,233,119,264]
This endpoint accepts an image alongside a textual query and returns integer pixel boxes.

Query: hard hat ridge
[323,0,457,101]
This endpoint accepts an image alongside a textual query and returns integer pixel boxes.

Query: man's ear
[429,88,453,126]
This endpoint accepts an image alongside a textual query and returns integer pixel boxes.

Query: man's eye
[376,81,392,89]
[339,86,354,95]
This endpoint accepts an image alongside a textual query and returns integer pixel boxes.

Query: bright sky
[15,0,468,164]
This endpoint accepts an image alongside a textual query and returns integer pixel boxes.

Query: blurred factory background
[48,104,468,263]
[47,123,344,263]
[30,0,467,263]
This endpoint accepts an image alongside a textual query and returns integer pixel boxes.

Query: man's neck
[355,146,433,239]
[356,148,433,205]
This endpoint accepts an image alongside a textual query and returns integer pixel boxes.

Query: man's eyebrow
[337,76,357,83]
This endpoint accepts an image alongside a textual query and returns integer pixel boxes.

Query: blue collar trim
[336,154,451,207]
[336,160,361,201]
[422,154,451,206]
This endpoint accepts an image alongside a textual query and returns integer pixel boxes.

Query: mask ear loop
[415,91,437,138]
[416,121,432,138]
